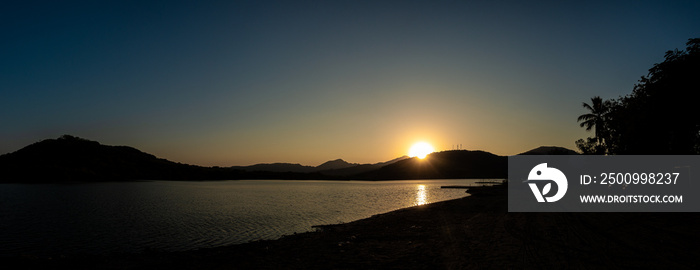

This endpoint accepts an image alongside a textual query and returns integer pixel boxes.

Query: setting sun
[408,142,435,159]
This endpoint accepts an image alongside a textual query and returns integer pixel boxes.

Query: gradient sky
[2,1,699,166]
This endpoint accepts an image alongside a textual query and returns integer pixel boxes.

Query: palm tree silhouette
[577,96,609,144]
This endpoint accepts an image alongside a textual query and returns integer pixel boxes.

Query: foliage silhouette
[577,38,700,154]
[575,137,605,155]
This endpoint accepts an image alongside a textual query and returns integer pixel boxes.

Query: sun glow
[408,142,435,159]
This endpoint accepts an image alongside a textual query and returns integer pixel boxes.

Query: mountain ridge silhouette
[0,135,574,182]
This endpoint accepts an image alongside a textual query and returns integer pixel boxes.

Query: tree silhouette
[577,38,700,155]
[577,96,609,145]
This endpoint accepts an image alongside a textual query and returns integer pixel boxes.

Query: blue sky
[1,1,699,166]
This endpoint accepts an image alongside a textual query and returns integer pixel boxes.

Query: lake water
[0,179,494,257]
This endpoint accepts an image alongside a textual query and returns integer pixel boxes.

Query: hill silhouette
[0,135,236,182]
[0,136,580,182]
[316,159,359,171]
[231,163,317,173]
[518,146,579,155]
[356,150,507,180]
[318,156,410,177]
[0,136,413,182]
[232,157,410,177]
[231,158,361,173]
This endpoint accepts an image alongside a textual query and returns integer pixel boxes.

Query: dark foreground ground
[12,184,700,269]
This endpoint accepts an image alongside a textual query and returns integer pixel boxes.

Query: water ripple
[0,179,489,256]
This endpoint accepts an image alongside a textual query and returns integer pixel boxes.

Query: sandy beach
[12,183,700,269]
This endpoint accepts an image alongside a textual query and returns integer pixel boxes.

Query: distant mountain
[357,150,507,180]
[231,157,405,176]
[316,159,358,171]
[231,163,316,173]
[518,146,579,155]
[231,159,357,173]
[318,156,410,177]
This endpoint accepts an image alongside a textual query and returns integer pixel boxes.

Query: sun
[408,142,435,159]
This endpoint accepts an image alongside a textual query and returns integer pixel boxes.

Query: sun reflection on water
[415,184,427,206]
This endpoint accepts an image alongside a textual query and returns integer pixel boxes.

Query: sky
[1,1,699,166]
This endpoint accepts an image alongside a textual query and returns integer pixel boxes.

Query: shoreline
[12,183,700,269]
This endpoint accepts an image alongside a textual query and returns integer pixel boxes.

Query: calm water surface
[0,179,493,256]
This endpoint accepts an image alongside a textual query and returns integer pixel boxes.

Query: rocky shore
[12,183,700,269]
